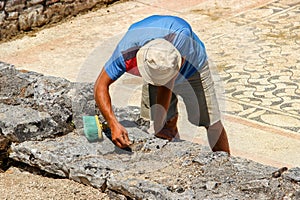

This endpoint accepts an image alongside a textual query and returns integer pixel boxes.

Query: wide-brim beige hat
[137,38,182,86]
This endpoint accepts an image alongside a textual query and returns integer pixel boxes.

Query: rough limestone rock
[0,62,93,142]
[0,103,56,142]
[9,129,300,199]
[1,62,299,199]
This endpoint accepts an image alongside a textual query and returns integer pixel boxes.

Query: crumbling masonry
[0,0,117,40]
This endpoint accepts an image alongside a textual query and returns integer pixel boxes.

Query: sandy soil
[0,167,109,200]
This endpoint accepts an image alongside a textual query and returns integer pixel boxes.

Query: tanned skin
[206,121,230,154]
[94,68,175,149]
[94,69,131,148]
[152,79,175,135]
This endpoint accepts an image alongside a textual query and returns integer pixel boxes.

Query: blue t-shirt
[104,15,207,83]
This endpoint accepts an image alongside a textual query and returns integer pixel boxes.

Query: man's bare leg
[206,121,230,154]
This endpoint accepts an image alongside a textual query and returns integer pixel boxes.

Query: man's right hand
[94,69,131,149]
[110,122,131,149]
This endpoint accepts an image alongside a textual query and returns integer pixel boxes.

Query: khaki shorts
[140,62,221,127]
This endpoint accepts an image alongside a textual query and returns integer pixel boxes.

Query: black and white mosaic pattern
[207,0,300,133]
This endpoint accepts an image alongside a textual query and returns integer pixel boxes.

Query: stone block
[0,104,58,142]
[0,11,6,23]
[9,128,300,199]
[0,62,37,99]
[18,5,45,30]
[45,0,60,6]
[62,3,75,16]
[43,3,64,23]
[5,0,26,12]
[73,1,95,12]
[0,1,5,11]
[7,11,18,20]
[0,62,75,141]
[1,21,19,38]
[63,0,75,3]
[27,0,45,6]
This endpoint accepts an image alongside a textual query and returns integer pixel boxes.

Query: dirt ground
[0,167,109,199]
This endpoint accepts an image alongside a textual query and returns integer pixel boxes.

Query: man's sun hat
[137,38,182,86]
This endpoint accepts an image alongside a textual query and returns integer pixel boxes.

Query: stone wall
[0,0,117,41]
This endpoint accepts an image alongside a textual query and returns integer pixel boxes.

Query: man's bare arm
[94,69,131,148]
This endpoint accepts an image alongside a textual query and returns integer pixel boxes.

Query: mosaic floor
[206,0,300,133]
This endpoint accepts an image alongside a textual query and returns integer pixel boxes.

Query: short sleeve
[173,28,195,58]
[104,45,126,81]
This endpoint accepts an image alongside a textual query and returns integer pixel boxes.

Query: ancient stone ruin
[0,62,299,199]
[0,0,117,41]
